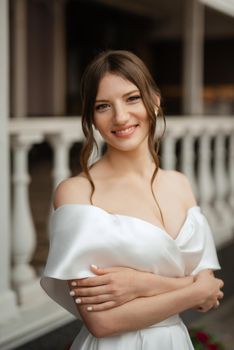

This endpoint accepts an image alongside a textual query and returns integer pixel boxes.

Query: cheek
[134,103,148,121]
[93,116,109,134]
[138,108,149,123]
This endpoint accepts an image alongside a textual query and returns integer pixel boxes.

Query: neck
[104,141,156,179]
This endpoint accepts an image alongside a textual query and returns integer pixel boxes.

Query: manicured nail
[91,264,98,269]
[75,298,81,304]
[69,290,75,296]
[71,281,77,287]
[87,306,93,311]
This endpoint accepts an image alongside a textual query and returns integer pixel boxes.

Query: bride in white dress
[40,50,224,350]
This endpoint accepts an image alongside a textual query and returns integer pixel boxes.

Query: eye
[95,103,110,112]
[127,95,141,103]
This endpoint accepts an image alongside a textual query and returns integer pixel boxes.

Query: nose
[113,104,129,125]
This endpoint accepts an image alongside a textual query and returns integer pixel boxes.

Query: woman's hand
[69,266,196,311]
[193,270,224,312]
[68,265,143,311]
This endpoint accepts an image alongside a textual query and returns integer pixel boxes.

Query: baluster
[47,133,76,237]
[11,133,43,305]
[181,131,197,198]
[161,131,177,170]
[214,131,233,241]
[197,131,217,230]
[48,133,74,189]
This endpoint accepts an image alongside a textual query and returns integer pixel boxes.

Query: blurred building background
[0,0,234,349]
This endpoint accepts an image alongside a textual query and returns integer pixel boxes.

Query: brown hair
[80,50,166,223]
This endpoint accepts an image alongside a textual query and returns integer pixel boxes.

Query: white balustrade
[11,132,44,305]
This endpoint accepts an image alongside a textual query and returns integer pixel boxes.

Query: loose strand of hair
[149,112,166,228]
[80,130,97,205]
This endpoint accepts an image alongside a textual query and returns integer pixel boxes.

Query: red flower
[207,344,218,350]
[196,331,209,343]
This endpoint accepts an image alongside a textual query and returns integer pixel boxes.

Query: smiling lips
[111,124,139,138]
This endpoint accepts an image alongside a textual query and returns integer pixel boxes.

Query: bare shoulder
[160,169,197,208]
[53,174,91,210]
[162,169,191,185]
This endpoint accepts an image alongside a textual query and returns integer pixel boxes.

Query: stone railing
[1,115,233,349]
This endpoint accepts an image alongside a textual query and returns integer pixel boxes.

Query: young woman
[41,50,223,350]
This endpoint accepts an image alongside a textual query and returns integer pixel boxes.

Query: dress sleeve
[178,207,221,276]
[40,206,103,319]
[190,209,221,275]
[40,204,132,319]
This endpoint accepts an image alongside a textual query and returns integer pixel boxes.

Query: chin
[107,139,148,153]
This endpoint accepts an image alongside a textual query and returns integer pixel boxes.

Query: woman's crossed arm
[68,267,223,338]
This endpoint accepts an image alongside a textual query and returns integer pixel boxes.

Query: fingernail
[69,290,75,296]
[75,298,81,304]
[71,281,77,287]
[87,306,93,311]
[91,264,98,269]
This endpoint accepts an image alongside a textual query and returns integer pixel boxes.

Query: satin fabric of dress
[40,204,221,349]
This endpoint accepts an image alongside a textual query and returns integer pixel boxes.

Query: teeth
[115,126,136,135]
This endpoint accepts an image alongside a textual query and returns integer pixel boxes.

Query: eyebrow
[95,89,140,103]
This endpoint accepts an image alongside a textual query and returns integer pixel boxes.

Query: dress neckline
[53,203,200,242]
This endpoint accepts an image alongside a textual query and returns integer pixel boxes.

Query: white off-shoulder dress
[40,204,221,350]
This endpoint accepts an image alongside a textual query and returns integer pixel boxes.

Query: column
[53,0,66,115]
[182,0,205,115]
[228,131,234,211]
[0,0,18,323]
[12,0,27,118]
[11,133,44,305]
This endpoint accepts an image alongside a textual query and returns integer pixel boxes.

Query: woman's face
[93,73,150,152]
